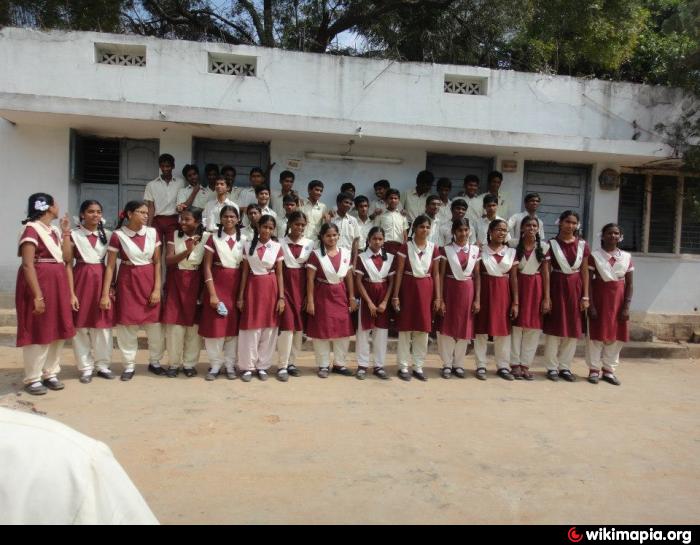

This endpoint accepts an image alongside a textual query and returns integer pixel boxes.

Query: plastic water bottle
[216,302,228,316]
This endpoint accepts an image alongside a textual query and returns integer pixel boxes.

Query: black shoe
[373,367,389,380]
[453,367,466,379]
[317,368,329,379]
[183,367,197,378]
[441,367,452,379]
[277,369,289,382]
[287,364,301,377]
[398,368,411,381]
[165,368,179,378]
[331,365,354,376]
[412,369,428,382]
[24,381,47,395]
[42,377,65,390]
[148,363,165,376]
[497,368,515,381]
[475,368,487,381]
[240,371,253,382]
[79,373,92,384]
[602,372,621,386]
[559,369,577,382]
[257,370,269,381]
[546,370,560,382]
[96,369,115,380]
[356,368,367,380]
[120,369,135,381]
[588,371,600,384]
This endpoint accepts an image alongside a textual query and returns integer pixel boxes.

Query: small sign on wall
[286,158,303,170]
[501,159,518,173]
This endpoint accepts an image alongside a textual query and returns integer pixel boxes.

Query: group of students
[15,154,634,395]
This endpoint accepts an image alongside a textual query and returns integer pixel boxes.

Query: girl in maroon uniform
[65,200,115,383]
[16,193,75,395]
[543,210,591,382]
[587,223,634,386]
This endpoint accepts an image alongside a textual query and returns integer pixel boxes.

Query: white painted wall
[0,120,70,290]
[631,256,700,314]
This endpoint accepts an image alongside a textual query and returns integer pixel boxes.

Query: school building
[1,27,699,341]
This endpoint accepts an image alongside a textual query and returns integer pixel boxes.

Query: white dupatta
[316,247,351,285]
[281,237,314,269]
[114,227,157,266]
[550,239,586,274]
[481,245,516,277]
[24,222,64,263]
[71,226,110,264]
[359,250,394,283]
[444,243,479,280]
[246,240,281,275]
[212,233,244,269]
[518,241,550,275]
[174,232,210,270]
[591,249,631,282]
[406,241,435,279]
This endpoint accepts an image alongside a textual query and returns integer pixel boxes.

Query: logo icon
[568,527,583,543]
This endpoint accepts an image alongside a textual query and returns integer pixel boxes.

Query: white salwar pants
[23,340,64,384]
[166,324,201,369]
[238,328,278,371]
[437,333,469,369]
[474,334,511,370]
[511,327,541,368]
[356,327,389,368]
[115,323,164,371]
[204,337,238,373]
[313,338,350,369]
[277,330,303,369]
[73,328,112,373]
[544,335,577,371]
[587,340,623,373]
[397,331,428,370]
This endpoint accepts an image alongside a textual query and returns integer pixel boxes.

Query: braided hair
[284,211,307,238]
[177,206,204,239]
[365,226,388,261]
[217,205,240,241]
[248,214,277,255]
[317,222,339,257]
[486,219,508,245]
[117,201,146,229]
[79,200,108,245]
[22,193,54,225]
[515,216,545,263]
[408,214,431,242]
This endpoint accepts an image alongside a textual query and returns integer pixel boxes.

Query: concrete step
[1,326,698,359]
[0,293,14,310]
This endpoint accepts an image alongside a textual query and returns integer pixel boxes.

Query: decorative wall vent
[444,75,487,95]
[208,53,256,76]
[95,43,146,67]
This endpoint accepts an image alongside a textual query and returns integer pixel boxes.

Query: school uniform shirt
[507,212,545,247]
[357,217,375,245]
[478,192,509,220]
[203,198,240,232]
[401,189,431,223]
[457,193,483,223]
[243,205,277,228]
[437,220,477,247]
[301,199,328,240]
[473,215,511,247]
[436,199,453,223]
[270,189,293,218]
[176,185,211,211]
[276,215,288,239]
[0,407,159,525]
[376,209,408,244]
[237,187,257,209]
[143,175,185,216]
[369,199,403,217]
[331,213,361,251]
[427,216,442,245]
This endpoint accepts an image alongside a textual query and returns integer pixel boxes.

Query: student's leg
[144,323,164,366]
[373,328,389,368]
[558,337,577,371]
[277,330,293,369]
[182,326,201,370]
[204,337,224,373]
[511,326,523,366]
[166,324,184,369]
[397,331,412,370]
[257,327,278,370]
[520,328,541,369]
[543,335,561,372]
[474,334,489,369]
[115,325,139,371]
[23,344,49,384]
[587,340,603,372]
[291,331,303,365]
[331,338,350,367]
[92,328,113,372]
[41,339,64,380]
[356,325,371,368]
[237,330,258,372]
[223,336,238,373]
[494,335,511,370]
[438,333,455,368]
[411,332,428,370]
[601,341,622,375]
[313,339,331,369]
[73,328,94,374]
[453,339,469,370]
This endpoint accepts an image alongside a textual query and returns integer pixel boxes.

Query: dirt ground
[1,346,698,525]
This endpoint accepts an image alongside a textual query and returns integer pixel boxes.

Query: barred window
[618,174,644,252]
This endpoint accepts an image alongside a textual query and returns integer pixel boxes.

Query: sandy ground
[1,346,698,525]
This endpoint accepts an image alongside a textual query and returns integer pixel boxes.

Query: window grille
[95,43,146,67]
[444,76,486,95]
[208,53,256,76]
